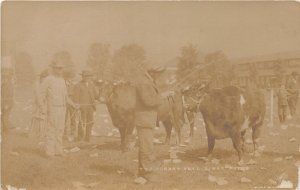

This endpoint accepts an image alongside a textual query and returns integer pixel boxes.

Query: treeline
[175,44,234,87]
[11,42,287,87]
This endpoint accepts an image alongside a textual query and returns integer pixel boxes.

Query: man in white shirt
[39,53,78,157]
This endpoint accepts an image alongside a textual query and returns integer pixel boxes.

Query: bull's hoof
[207,154,213,161]
[253,150,261,157]
[184,138,191,144]
[121,145,127,153]
[179,144,187,147]
[241,146,251,153]
[238,159,245,166]
[164,139,170,145]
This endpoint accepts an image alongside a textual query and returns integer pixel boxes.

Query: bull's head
[95,79,134,104]
[94,79,113,103]
[182,82,208,111]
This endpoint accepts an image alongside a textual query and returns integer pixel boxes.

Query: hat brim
[80,74,93,76]
[148,69,165,73]
[50,65,65,68]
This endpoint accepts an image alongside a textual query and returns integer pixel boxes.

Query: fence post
[269,88,274,128]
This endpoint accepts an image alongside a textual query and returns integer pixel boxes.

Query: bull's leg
[118,128,126,152]
[175,126,182,145]
[124,124,136,151]
[186,111,195,138]
[241,130,246,153]
[231,132,243,162]
[252,126,261,156]
[184,111,195,144]
[207,135,215,160]
[156,119,160,128]
[162,120,172,145]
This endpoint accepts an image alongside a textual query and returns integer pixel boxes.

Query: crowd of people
[28,52,100,156]
[5,51,163,181]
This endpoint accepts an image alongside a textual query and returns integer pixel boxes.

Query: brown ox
[97,81,185,151]
[189,84,265,161]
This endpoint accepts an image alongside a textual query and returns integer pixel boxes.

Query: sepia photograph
[1,1,300,190]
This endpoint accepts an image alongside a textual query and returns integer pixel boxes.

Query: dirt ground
[2,85,300,190]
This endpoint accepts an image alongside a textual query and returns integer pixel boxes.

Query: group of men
[37,52,100,156]
[0,51,163,182]
[29,52,162,181]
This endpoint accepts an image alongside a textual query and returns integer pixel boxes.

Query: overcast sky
[2,1,300,71]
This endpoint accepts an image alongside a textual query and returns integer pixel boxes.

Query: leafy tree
[87,43,111,79]
[176,44,201,82]
[111,44,147,83]
[204,51,232,87]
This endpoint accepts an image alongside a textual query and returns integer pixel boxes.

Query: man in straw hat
[73,68,99,142]
[38,52,79,157]
[286,71,299,119]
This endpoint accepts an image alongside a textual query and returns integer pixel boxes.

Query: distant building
[165,51,300,89]
[231,51,300,88]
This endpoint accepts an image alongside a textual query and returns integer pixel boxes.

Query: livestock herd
[96,80,266,163]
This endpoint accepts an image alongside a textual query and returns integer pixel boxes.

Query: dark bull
[96,80,185,151]
[184,84,266,161]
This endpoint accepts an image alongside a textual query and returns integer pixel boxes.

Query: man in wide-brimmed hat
[38,52,79,157]
[73,68,99,142]
[286,71,299,119]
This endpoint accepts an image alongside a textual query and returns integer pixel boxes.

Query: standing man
[73,69,99,142]
[39,52,78,157]
[276,83,289,128]
[134,66,165,180]
[286,72,299,119]
[1,70,14,132]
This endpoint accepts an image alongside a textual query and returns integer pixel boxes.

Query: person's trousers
[137,126,156,175]
[45,106,66,156]
[278,105,288,123]
[288,96,298,117]
[64,105,77,137]
[135,111,157,176]
[78,106,94,142]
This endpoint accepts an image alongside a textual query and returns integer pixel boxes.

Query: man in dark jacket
[135,66,165,179]
[74,69,99,142]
